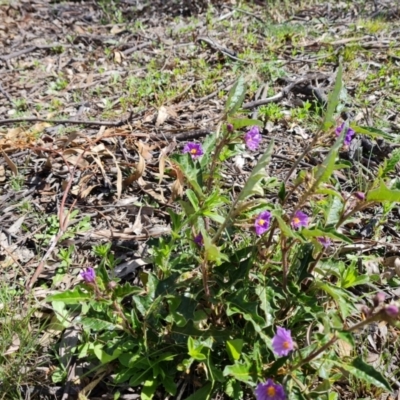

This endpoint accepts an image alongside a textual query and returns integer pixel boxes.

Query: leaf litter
[1,0,400,398]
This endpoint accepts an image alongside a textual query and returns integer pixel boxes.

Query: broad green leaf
[225,76,247,115]
[162,375,177,396]
[46,287,92,304]
[185,383,212,400]
[367,180,400,202]
[237,140,274,202]
[223,362,253,384]
[226,339,244,362]
[326,195,343,225]
[112,283,141,300]
[322,64,342,131]
[229,118,263,130]
[334,357,391,391]
[141,379,157,400]
[80,317,122,331]
[93,343,122,363]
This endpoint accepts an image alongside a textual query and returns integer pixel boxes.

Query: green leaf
[322,64,342,131]
[141,379,157,400]
[325,194,343,226]
[112,283,141,300]
[335,357,391,391]
[226,339,244,362]
[367,180,400,202]
[237,140,274,202]
[336,331,355,348]
[302,228,352,244]
[225,76,247,115]
[229,118,263,130]
[185,383,212,400]
[171,153,203,198]
[202,229,229,265]
[186,189,200,211]
[354,125,396,142]
[380,148,400,177]
[80,317,122,331]
[313,138,342,188]
[46,287,92,304]
[223,362,253,384]
[93,343,123,363]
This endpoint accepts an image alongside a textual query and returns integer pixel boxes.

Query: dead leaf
[4,334,20,355]
[171,178,183,200]
[114,50,123,63]
[132,208,143,235]
[2,151,18,176]
[156,106,169,127]
[158,140,176,183]
[123,153,145,188]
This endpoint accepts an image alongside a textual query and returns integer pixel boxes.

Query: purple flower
[255,379,286,400]
[317,237,331,248]
[335,123,355,146]
[291,211,308,229]
[81,267,96,284]
[354,192,365,201]
[227,123,234,133]
[272,327,294,357]
[244,126,262,151]
[255,211,272,236]
[385,304,399,318]
[194,233,204,247]
[183,142,204,159]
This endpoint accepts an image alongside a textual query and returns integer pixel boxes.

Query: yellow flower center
[258,219,265,226]
[283,341,290,349]
[267,386,276,397]
[293,217,300,224]
[190,149,198,154]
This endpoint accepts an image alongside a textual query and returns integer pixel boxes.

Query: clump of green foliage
[48,66,400,399]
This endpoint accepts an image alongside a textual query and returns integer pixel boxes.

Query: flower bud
[226,123,234,133]
[385,304,399,318]
[354,192,365,201]
[373,292,385,308]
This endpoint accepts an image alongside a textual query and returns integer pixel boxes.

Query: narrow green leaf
[354,125,396,142]
[322,64,342,131]
[225,76,247,116]
[367,180,400,202]
[186,189,200,211]
[230,118,263,130]
[237,140,274,202]
[46,287,92,304]
[336,357,391,391]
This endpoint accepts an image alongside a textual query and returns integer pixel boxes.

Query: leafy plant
[47,69,400,400]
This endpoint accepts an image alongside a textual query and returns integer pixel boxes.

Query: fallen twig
[0,43,71,61]
[242,78,309,109]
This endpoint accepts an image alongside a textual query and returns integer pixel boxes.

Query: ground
[1,0,400,399]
